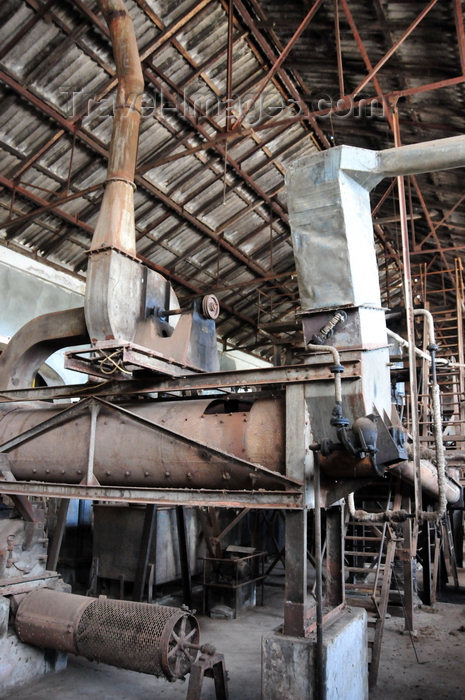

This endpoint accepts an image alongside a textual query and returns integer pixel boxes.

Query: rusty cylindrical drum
[15,588,199,679]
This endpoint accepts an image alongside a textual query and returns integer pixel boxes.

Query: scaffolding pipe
[413,309,447,520]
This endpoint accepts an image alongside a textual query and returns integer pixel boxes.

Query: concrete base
[262,607,368,700]
[0,596,67,695]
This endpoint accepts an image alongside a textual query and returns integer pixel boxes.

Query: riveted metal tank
[0,396,286,490]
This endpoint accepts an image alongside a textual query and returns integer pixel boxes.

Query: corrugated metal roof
[0,0,463,359]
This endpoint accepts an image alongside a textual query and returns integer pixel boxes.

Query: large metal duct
[15,588,199,680]
[84,0,147,345]
[89,0,143,257]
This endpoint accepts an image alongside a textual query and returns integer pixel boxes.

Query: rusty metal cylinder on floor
[15,588,199,679]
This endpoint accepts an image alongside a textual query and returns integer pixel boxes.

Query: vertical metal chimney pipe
[91,0,144,256]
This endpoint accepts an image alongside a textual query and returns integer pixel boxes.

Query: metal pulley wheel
[162,608,200,679]
[202,294,220,320]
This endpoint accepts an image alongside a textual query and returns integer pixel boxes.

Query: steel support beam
[283,384,310,637]
[132,504,157,602]
[0,480,303,509]
[325,505,345,607]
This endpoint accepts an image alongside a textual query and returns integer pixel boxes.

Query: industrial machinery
[0,0,464,697]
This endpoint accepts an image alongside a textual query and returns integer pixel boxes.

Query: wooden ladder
[441,511,460,588]
[344,490,402,687]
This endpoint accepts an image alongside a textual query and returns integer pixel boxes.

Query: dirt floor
[372,598,465,700]
[5,572,465,699]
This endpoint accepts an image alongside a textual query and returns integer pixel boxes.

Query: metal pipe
[387,328,461,367]
[378,135,465,178]
[387,459,460,505]
[306,344,342,404]
[90,0,144,256]
[347,492,411,523]
[387,328,431,362]
[413,309,448,520]
[393,113,422,522]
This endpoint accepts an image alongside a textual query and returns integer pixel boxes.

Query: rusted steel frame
[440,220,465,231]
[73,0,213,63]
[226,0,234,134]
[140,155,289,287]
[372,179,397,217]
[9,494,39,522]
[409,174,456,286]
[393,112,422,520]
[0,0,57,61]
[0,480,303,509]
[251,74,465,128]
[351,0,440,98]
[137,211,171,239]
[11,131,65,178]
[139,0,213,61]
[0,360,361,403]
[232,216,282,256]
[0,71,292,311]
[339,0,394,130]
[138,131,248,172]
[79,0,254,168]
[374,224,403,271]
[176,506,193,607]
[7,0,116,181]
[454,0,465,75]
[418,192,465,247]
[144,67,288,222]
[0,199,87,268]
[0,175,93,238]
[180,30,248,89]
[25,0,114,75]
[3,183,103,233]
[410,245,465,255]
[232,0,330,148]
[0,239,86,285]
[140,73,298,305]
[137,119,204,173]
[232,0,325,132]
[334,0,344,97]
[132,503,156,602]
[216,508,250,544]
[47,499,70,571]
[0,183,87,255]
[3,17,294,322]
[171,122,294,211]
[139,131,298,319]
